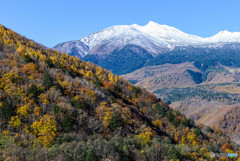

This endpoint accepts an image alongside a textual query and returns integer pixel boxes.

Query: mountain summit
[206,30,240,42]
[133,21,206,46]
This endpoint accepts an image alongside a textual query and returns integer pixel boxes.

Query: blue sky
[0,0,239,47]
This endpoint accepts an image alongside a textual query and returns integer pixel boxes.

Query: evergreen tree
[206,126,213,133]
[195,128,201,136]
[85,150,98,161]
[173,118,180,127]
[155,103,166,116]
[28,84,42,100]
[109,112,123,130]
[23,54,33,63]
[166,111,174,122]
[52,104,59,114]
[1,100,14,121]
[71,97,83,109]
[167,146,180,160]
[62,114,72,132]
[45,58,54,68]
[43,73,53,90]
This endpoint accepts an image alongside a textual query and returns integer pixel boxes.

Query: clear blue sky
[0,0,239,47]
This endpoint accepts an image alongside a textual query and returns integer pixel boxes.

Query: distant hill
[0,24,239,160]
[122,62,202,91]
[123,60,240,143]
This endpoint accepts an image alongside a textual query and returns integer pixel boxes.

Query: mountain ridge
[54,21,240,58]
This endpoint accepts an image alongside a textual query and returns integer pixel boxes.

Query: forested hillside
[0,24,239,161]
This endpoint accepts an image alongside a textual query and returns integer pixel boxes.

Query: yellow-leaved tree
[31,114,57,147]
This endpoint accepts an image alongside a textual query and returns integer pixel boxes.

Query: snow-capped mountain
[54,21,240,58]
[133,21,206,47]
[54,23,170,57]
[206,30,240,43]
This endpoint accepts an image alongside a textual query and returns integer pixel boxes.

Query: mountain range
[54,21,240,58]
[54,21,240,75]
[54,21,240,144]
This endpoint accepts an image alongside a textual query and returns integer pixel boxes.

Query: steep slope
[83,44,154,75]
[1,25,239,160]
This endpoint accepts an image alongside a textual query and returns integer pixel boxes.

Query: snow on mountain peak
[54,21,240,58]
[218,30,231,34]
[136,22,240,44]
[62,21,240,50]
[145,21,161,27]
[134,21,206,46]
[207,30,240,43]
[81,25,137,48]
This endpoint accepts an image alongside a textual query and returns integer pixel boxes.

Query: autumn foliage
[0,24,238,161]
